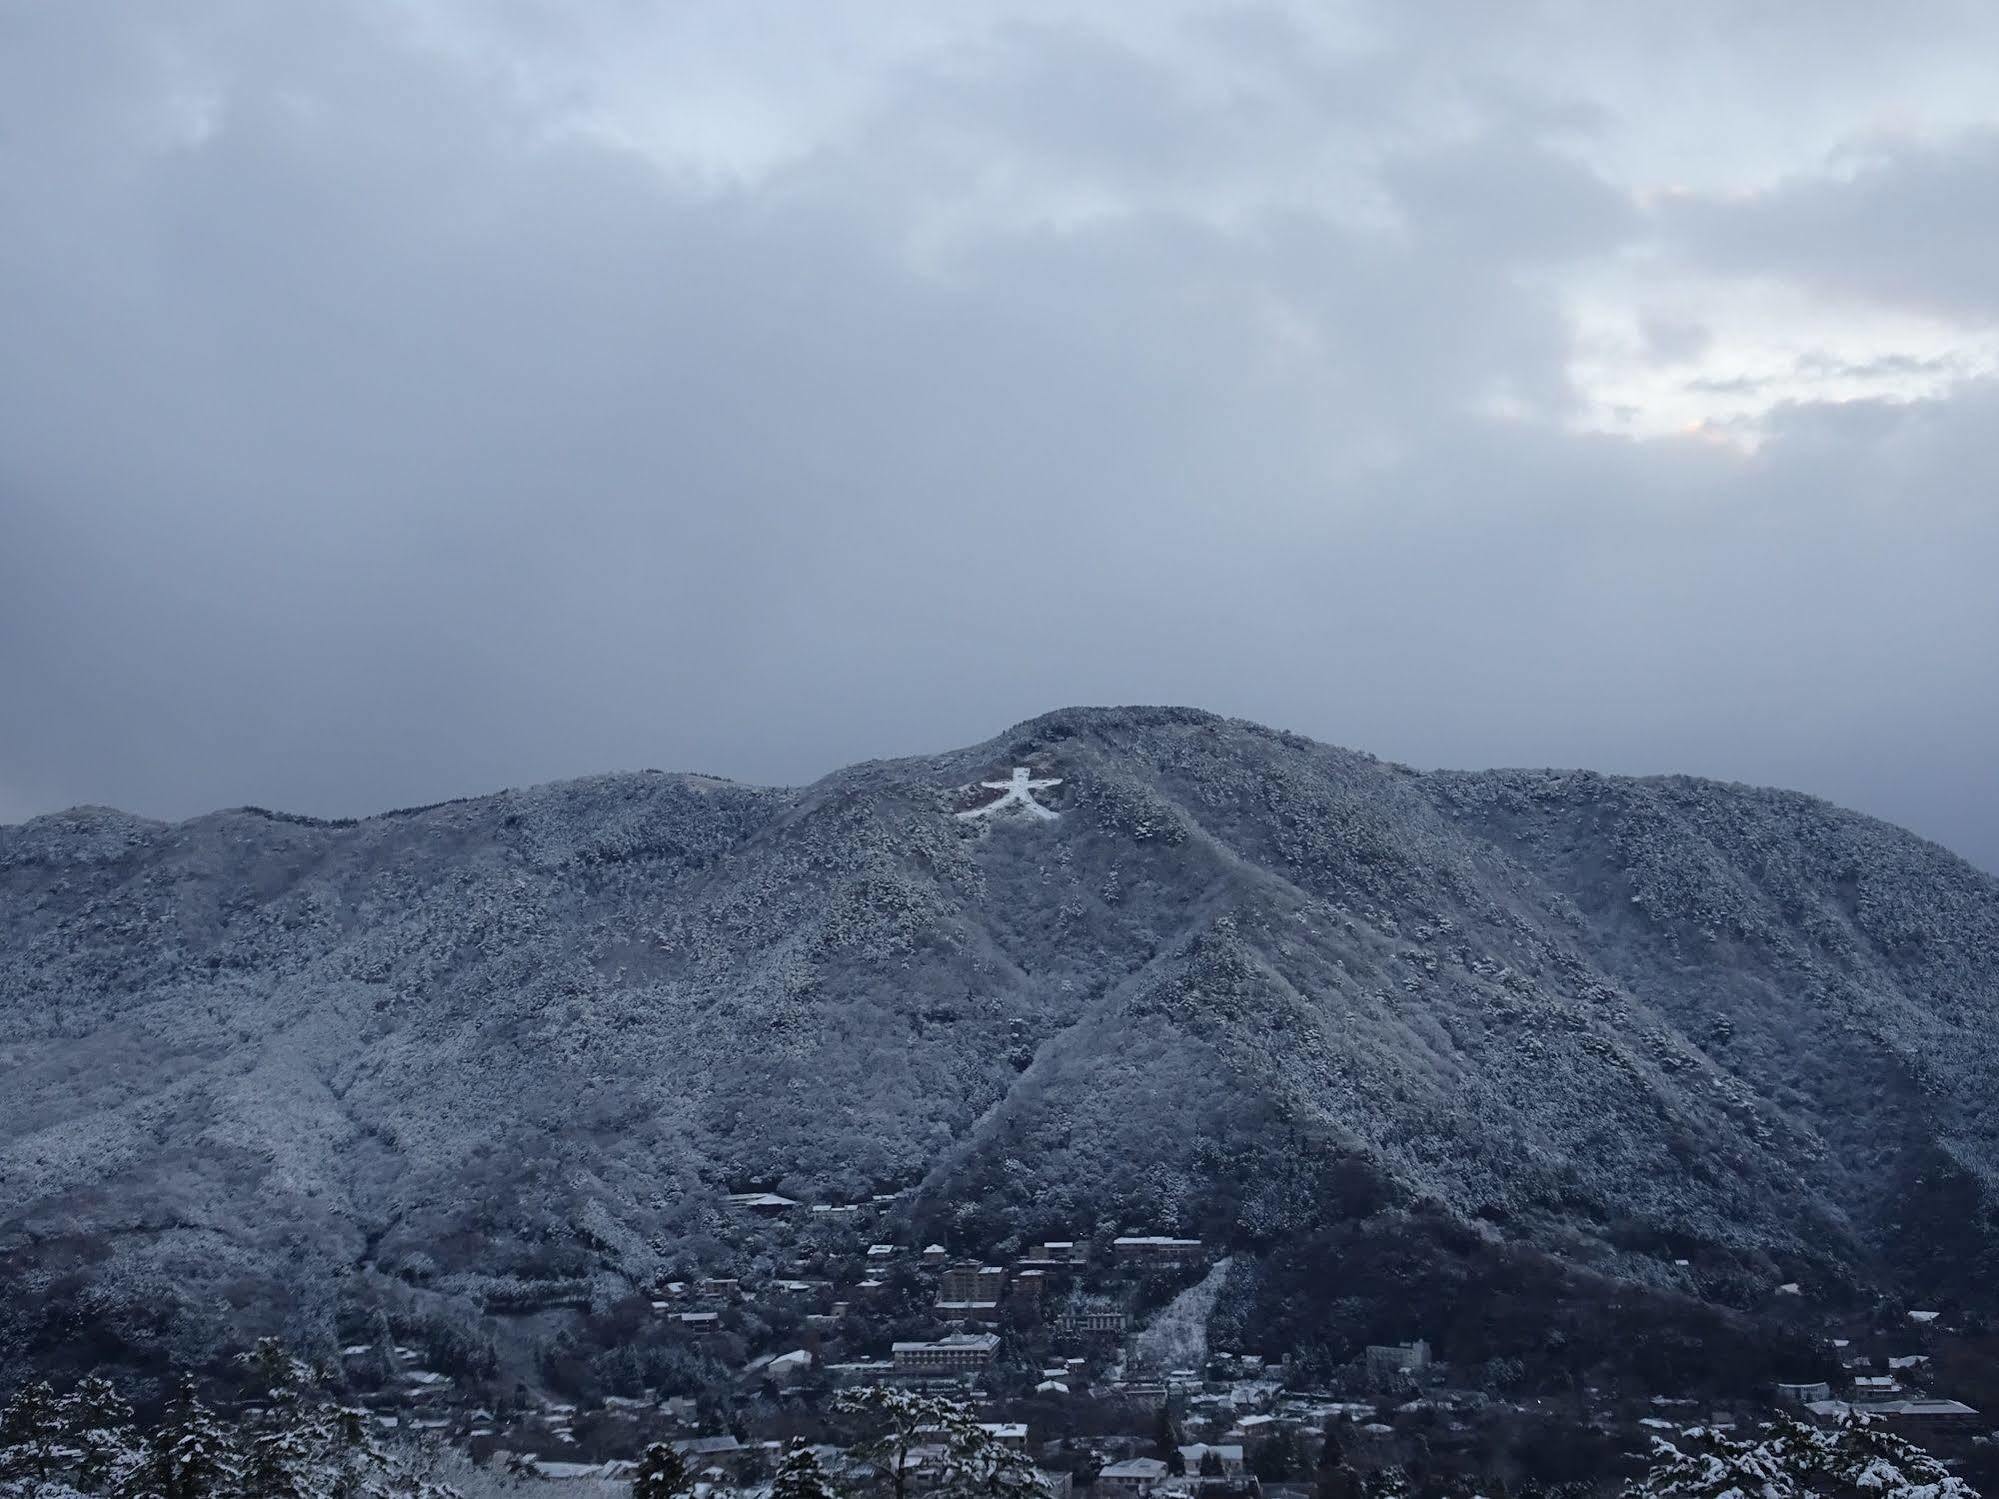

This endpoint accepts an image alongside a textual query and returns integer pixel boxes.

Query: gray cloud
[1660,129,1999,319]
[2,0,1996,872]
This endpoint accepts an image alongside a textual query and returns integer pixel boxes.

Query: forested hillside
[3,706,1995,1389]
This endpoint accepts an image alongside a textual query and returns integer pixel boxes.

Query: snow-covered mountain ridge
[2,706,1995,1379]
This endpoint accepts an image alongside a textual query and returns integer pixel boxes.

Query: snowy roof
[1036,1381,1069,1394]
[1103,1459,1169,1479]
[893,1332,1001,1352]
[675,1436,745,1456]
[1908,1310,1940,1322]
[534,1462,629,1480]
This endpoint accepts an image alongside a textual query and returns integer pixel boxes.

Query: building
[1364,1341,1431,1379]
[1059,1307,1128,1337]
[938,1263,1007,1315]
[725,1192,800,1215]
[1112,1237,1204,1267]
[923,1244,950,1267]
[1776,1382,1832,1405]
[1099,1458,1169,1495]
[977,1423,1029,1449]
[1806,1398,1979,1431]
[1179,1445,1245,1476]
[892,1332,1001,1375]
[1852,1377,1902,1402]
[755,1349,813,1386]
[1023,1240,1089,1266]
[697,1278,740,1302]
[825,1360,895,1387]
[673,1435,744,1459]
[1877,1399,1979,1431]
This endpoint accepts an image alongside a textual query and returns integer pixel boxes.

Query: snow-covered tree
[631,1444,693,1499]
[241,1406,330,1499]
[1624,1415,1980,1499]
[937,1423,1046,1499]
[59,1377,138,1492]
[238,1340,312,1403]
[832,1389,964,1499]
[770,1442,842,1499]
[118,1379,237,1499]
[832,1390,1046,1499]
[0,1381,65,1488]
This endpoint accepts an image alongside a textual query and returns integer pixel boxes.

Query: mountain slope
[2,706,1994,1383]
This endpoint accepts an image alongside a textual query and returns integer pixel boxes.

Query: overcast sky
[2,2,1996,871]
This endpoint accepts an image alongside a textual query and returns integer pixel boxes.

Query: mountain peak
[1,711,1994,1392]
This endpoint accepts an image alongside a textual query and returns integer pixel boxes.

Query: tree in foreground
[1251,1429,1304,1484]
[1625,1414,1980,1499]
[832,1388,1047,1499]
[832,1389,962,1499]
[62,1377,139,1491]
[771,1440,843,1499]
[632,1442,694,1499]
[117,1378,237,1499]
[0,1381,65,1488]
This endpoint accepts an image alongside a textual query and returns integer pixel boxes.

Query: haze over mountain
[2,707,1995,1387]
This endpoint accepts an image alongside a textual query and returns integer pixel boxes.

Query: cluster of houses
[1775,1375,1979,1433]
[657,1198,1213,1396]
[330,1192,1994,1490]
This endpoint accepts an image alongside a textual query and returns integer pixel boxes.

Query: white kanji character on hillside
[956,767,1063,821]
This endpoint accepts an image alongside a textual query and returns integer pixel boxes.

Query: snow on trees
[1624,1414,1980,1499]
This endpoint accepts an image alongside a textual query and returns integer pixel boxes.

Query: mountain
[2,706,1995,1391]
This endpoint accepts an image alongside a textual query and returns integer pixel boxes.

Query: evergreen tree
[1200,1451,1225,1480]
[770,1440,842,1499]
[241,1404,327,1499]
[943,1426,1046,1499]
[61,1376,139,1491]
[1318,1421,1345,1473]
[1364,1467,1411,1499]
[1251,1429,1305,1485]
[832,1388,966,1499]
[632,1442,694,1499]
[120,1378,237,1499]
[1168,1449,1186,1478]
[0,1380,64,1486]
[1623,1414,1979,1499]
[240,1339,308,1403]
[1153,1402,1181,1459]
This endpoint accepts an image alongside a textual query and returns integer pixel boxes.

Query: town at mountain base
[1,707,1995,1453]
